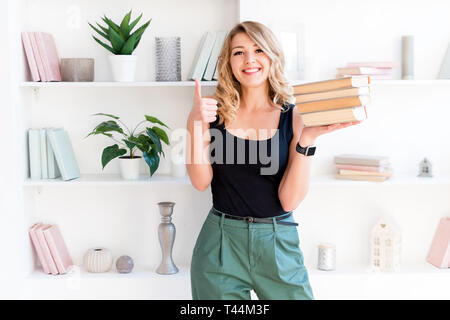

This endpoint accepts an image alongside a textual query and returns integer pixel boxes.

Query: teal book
[28,129,41,179]
[204,31,227,81]
[189,31,216,81]
[47,128,80,181]
[39,128,48,179]
[46,127,61,179]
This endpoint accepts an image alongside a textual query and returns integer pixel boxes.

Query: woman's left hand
[299,120,363,146]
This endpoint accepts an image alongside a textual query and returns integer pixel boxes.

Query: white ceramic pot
[84,248,113,273]
[119,156,142,180]
[108,54,138,82]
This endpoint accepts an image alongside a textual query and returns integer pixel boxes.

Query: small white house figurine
[418,157,433,177]
[370,217,402,272]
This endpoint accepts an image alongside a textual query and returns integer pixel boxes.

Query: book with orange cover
[293,76,370,95]
[339,169,393,177]
[43,225,73,274]
[295,86,370,104]
[296,95,371,114]
[301,106,367,127]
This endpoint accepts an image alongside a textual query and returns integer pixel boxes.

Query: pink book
[35,224,59,274]
[30,32,48,81]
[21,32,40,82]
[346,61,399,69]
[335,163,391,173]
[29,223,50,273]
[427,217,450,268]
[35,32,61,82]
[43,225,73,274]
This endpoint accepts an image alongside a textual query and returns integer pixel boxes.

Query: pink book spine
[335,163,390,172]
[427,217,450,268]
[21,32,40,82]
[35,32,52,82]
[35,224,59,274]
[346,61,399,69]
[29,223,50,274]
[30,32,48,81]
[43,33,61,81]
[43,225,73,274]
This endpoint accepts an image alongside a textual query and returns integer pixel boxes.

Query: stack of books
[334,154,392,182]
[336,62,399,80]
[293,76,371,127]
[28,127,80,181]
[189,30,228,81]
[21,32,61,82]
[29,223,73,274]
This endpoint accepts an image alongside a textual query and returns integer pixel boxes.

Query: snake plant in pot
[87,113,170,180]
[88,11,151,81]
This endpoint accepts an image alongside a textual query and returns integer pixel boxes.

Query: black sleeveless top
[209,102,295,218]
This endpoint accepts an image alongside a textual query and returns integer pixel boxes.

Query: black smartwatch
[296,142,316,156]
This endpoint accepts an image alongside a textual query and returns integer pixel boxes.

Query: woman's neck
[240,83,272,112]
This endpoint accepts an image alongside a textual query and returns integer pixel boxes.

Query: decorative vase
[318,243,336,271]
[108,54,138,82]
[156,202,178,274]
[171,147,186,178]
[155,37,181,81]
[116,255,134,273]
[60,58,94,81]
[118,156,142,180]
[401,35,414,80]
[84,248,113,273]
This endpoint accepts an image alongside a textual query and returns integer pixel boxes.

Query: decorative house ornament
[116,255,134,273]
[84,247,113,273]
[370,217,402,272]
[317,243,336,271]
[418,158,433,177]
[426,217,450,268]
[156,202,179,274]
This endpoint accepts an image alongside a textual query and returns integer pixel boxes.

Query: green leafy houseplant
[87,113,170,176]
[88,11,151,55]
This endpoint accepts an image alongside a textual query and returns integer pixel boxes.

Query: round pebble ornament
[116,255,134,273]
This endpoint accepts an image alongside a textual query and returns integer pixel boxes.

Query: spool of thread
[318,243,336,271]
[402,36,414,80]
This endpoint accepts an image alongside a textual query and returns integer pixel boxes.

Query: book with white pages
[203,31,227,81]
[189,31,216,81]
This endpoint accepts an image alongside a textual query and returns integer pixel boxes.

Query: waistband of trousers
[206,206,296,229]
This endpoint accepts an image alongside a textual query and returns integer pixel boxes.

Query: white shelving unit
[3,0,450,300]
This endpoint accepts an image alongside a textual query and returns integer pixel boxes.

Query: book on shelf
[29,223,50,274]
[337,73,392,80]
[293,75,370,95]
[29,32,47,81]
[189,31,216,81]
[334,173,388,182]
[438,43,450,79]
[43,225,73,274]
[34,32,61,82]
[28,129,41,179]
[334,154,390,167]
[338,169,393,177]
[346,61,399,69]
[203,31,227,81]
[46,127,61,179]
[426,217,450,268]
[34,223,59,274]
[39,128,48,179]
[337,66,391,75]
[294,86,370,104]
[335,163,391,173]
[301,106,367,127]
[47,128,80,181]
[296,95,371,113]
[21,32,40,82]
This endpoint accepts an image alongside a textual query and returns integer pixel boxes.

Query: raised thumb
[194,78,202,99]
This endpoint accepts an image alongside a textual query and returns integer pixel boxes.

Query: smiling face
[229,32,271,89]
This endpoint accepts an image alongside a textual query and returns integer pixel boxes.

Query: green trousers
[190,207,314,300]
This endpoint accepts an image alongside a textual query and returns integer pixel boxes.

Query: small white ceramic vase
[118,156,141,180]
[84,248,113,273]
[108,55,138,82]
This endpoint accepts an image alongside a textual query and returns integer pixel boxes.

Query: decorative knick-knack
[418,158,433,177]
[370,217,401,272]
[155,37,181,81]
[116,255,134,273]
[402,35,414,80]
[156,202,179,274]
[318,243,336,271]
[84,247,113,273]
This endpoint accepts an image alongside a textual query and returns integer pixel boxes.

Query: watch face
[307,147,316,156]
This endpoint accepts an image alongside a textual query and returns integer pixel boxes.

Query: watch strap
[296,142,316,156]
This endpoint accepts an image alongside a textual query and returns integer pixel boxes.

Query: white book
[28,129,41,180]
[189,31,216,81]
[46,127,61,179]
[39,128,48,179]
[203,31,227,81]
[438,43,450,79]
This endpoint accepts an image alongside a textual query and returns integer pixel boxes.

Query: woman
[186,21,360,300]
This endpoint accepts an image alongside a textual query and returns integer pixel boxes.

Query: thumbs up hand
[190,78,218,123]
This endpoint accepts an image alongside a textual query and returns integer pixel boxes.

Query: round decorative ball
[84,247,113,273]
[116,255,134,273]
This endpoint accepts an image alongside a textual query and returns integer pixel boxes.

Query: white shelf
[311,174,450,186]
[20,81,218,88]
[23,174,191,186]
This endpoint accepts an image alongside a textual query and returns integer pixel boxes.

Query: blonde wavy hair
[214,21,294,127]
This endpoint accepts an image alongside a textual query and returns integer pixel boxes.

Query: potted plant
[86,113,170,180]
[88,11,151,81]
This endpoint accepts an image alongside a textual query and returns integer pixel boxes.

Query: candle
[318,243,336,271]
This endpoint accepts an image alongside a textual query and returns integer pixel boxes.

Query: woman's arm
[278,112,361,211]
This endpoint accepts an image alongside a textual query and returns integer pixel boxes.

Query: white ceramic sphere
[84,247,113,273]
